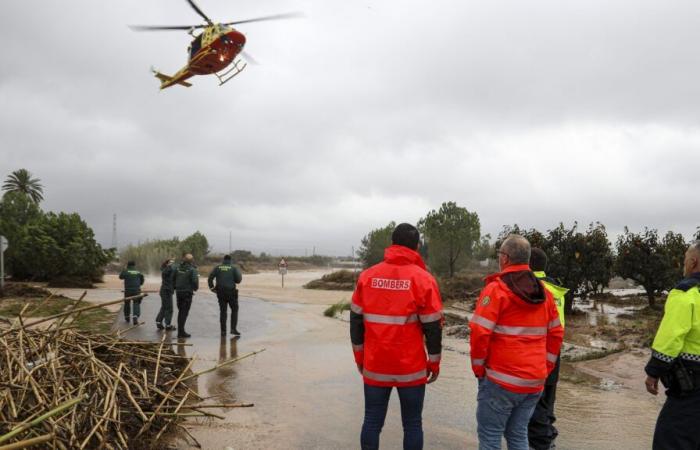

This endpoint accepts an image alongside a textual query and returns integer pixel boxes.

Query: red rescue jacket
[469,264,564,394]
[351,245,443,387]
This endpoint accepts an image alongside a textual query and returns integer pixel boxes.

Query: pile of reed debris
[0,294,260,449]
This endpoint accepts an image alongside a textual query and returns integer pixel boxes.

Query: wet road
[71,286,661,449]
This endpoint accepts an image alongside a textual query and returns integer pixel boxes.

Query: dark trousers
[361,384,425,450]
[217,289,239,333]
[176,291,193,333]
[123,293,142,320]
[528,357,560,449]
[156,289,174,326]
[653,389,700,450]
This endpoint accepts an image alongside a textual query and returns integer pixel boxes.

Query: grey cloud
[2,0,700,255]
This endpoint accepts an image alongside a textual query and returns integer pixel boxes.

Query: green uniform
[533,271,567,328]
[119,265,144,322]
[208,263,243,291]
[156,264,175,328]
[119,267,144,295]
[208,261,243,335]
[645,273,700,450]
[172,261,198,337]
[173,262,199,293]
[160,264,175,292]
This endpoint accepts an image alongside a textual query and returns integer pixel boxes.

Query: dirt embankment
[0,282,115,333]
[304,270,357,291]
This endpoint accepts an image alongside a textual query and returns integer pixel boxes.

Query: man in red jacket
[469,235,564,450]
[351,223,443,450]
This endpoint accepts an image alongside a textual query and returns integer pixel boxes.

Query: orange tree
[614,227,686,308]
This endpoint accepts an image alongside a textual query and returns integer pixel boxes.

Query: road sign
[279,259,288,287]
[0,235,7,290]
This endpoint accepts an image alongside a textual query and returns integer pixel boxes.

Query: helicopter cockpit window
[190,35,202,58]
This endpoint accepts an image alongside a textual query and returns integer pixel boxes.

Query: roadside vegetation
[324,300,351,318]
[119,231,210,273]
[0,169,113,288]
[305,270,357,291]
[0,284,114,333]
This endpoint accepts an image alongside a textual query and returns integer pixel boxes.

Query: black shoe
[156,323,164,330]
[132,317,138,325]
[221,330,227,337]
[231,329,241,336]
[124,317,130,323]
[178,332,191,338]
[165,325,176,331]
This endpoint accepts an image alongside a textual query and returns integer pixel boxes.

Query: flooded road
[53,283,662,449]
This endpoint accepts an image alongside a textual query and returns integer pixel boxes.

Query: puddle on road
[574,298,646,326]
[53,285,661,449]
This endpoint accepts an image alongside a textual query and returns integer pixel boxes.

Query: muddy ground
[1,273,667,449]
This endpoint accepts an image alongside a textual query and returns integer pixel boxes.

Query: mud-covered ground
[29,275,666,449]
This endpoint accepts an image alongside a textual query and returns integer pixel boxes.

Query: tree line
[119,231,210,273]
[358,201,699,309]
[0,169,112,286]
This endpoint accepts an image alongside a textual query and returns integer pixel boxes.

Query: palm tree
[2,169,44,203]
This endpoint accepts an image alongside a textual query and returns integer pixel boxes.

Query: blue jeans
[361,384,425,450]
[477,377,542,450]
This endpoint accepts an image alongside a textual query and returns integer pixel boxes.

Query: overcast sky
[2,0,700,256]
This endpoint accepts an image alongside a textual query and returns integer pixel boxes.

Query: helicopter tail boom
[152,69,193,89]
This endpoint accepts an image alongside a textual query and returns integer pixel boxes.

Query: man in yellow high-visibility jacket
[528,248,568,450]
[645,241,700,450]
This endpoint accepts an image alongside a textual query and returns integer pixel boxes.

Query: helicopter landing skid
[216,59,247,85]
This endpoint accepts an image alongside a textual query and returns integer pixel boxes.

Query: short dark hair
[223,254,231,261]
[530,247,548,272]
[392,223,420,250]
[127,261,135,266]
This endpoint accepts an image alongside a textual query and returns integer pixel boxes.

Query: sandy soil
[63,274,664,449]
[238,270,350,305]
[99,270,351,306]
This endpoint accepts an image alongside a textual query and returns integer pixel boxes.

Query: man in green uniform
[155,258,176,331]
[119,261,145,325]
[208,255,243,337]
[528,247,568,450]
[172,253,199,338]
[645,241,700,450]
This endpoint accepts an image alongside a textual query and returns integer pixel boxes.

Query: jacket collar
[485,264,531,284]
[676,272,700,292]
[500,264,531,274]
[384,245,426,270]
[533,270,546,279]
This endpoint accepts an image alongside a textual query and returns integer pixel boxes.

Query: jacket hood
[492,264,547,305]
[384,245,427,270]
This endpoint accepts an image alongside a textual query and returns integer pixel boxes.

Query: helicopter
[130,0,301,89]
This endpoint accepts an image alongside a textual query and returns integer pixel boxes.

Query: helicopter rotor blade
[186,0,213,25]
[224,12,304,26]
[129,24,206,31]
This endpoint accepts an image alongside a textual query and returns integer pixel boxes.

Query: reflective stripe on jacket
[645,273,700,379]
[469,264,564,394]
[533,271,568,328]
[351,245,443,387]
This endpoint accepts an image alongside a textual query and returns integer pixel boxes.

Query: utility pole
[229,231,232,255]
[111,214,118,251]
